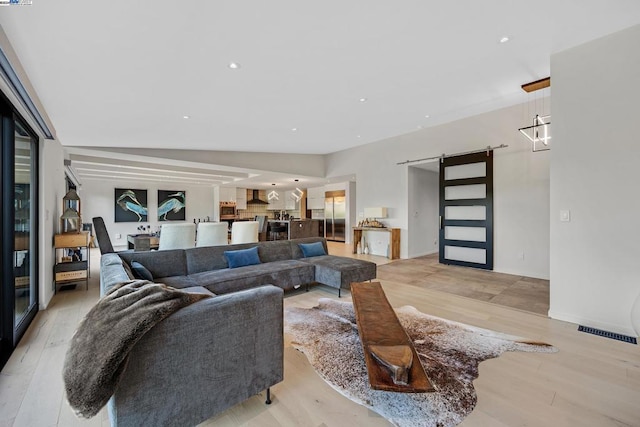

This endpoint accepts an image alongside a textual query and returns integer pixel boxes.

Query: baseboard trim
[548,310,637,337]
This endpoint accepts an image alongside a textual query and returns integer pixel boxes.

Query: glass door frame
[0,91,39,369]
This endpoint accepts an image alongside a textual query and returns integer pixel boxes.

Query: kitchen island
[267,219,322,240]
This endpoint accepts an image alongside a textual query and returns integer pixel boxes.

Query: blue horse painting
[158,190,186,221]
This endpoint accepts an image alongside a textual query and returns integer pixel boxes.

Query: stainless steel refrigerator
[324,191,346,242]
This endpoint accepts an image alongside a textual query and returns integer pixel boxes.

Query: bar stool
[269,222,287,241]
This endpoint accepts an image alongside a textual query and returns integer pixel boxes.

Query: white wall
[550,24,640,335]
[39,139,66,308]
[80,179,215,250]
[407,166,439,258]
[326,101,550,279]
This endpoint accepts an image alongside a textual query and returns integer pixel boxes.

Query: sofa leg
[265,388,272,405]
[338,288,341,298]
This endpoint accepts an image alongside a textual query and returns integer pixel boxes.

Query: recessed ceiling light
[183,115,190,119]
[499,36,510,43]
[359,98,367,102]
[424,115,430,119]
[291,127,298,132]
[357,135,361,138]
[228,62,240,69]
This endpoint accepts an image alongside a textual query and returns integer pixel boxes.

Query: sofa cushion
[185,243,258,273]
[131,261,153,281]
[190,259,315,294]
[181,286,216,296]
[298,241,327,257]
[254,240,295,263]
[119,249,188,278]
[185,240,294,274]
[155,275,200,289]
[224,246,261,268]
[100,254,132,295]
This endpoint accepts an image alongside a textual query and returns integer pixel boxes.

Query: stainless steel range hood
[247,189,268,205]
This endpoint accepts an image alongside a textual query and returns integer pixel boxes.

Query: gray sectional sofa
[99,237,376,426]
[113,236,376,298]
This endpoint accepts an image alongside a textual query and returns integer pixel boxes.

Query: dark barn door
[439,151,493,270]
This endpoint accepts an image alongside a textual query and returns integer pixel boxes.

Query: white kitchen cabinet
[219,187,236,202]
[285,190,298,210]
[236,188,247,210]
[306,186,325,210]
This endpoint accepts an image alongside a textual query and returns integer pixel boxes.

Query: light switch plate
[560,210,571,222]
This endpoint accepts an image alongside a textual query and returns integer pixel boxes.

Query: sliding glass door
[1,93,39,369]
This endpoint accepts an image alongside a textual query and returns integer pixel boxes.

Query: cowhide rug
[284,298,557,427]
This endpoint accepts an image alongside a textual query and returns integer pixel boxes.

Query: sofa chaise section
[289,237,377,297]
[98,254,284,427]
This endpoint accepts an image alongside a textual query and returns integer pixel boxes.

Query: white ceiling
[2,1,640,187]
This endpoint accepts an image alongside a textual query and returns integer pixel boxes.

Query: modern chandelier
[518,77,551,152]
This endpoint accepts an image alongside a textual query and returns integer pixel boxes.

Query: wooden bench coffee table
[351,281,434,393]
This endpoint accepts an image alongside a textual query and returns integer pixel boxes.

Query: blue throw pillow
[299,242,327,258]
[224,246,261,269]
[131,261,153,281]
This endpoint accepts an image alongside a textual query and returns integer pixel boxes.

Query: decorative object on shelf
[518,77,551,152]
[115,188,148,222]
[361,207,387,228]
[157,190,186,221]
[60,188,81,233]
[357,218,386,228]
[137,225,152,234]
[363,244,369,255]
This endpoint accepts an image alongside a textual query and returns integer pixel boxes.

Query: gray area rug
[284,298,557,427]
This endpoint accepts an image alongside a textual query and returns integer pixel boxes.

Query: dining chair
[92,216,115,254]
[196,222,229,247]
[255,215,269,241]
[158,223,196,250]
[230,221,259,244]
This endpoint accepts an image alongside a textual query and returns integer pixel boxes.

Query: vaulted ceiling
[2,1,640,187]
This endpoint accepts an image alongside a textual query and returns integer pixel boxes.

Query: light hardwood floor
[1,245,639,427]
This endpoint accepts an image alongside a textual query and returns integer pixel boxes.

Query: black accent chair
[92,216,115,254]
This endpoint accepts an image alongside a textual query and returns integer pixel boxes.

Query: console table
[127,234,159,250]
[54,231,90,290]
[352,227,400,259]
